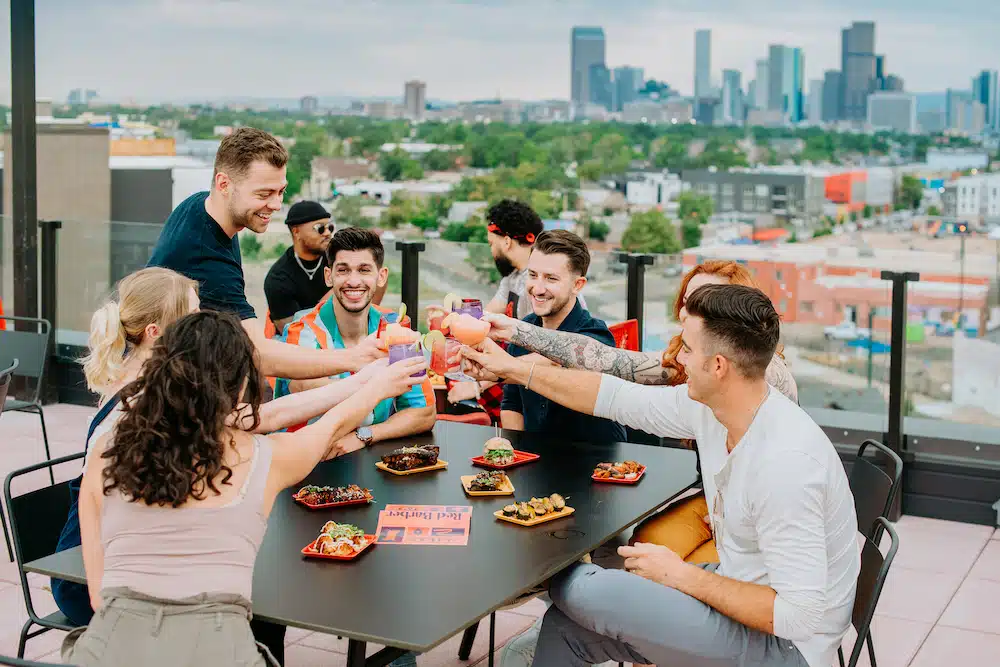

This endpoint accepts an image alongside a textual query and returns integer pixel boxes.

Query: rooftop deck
[2,405,999,665]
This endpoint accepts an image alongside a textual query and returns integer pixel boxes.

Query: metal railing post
[396,240,426,324]
[620,253,653,351]
[39,220,61,403]
[881,269,919,520]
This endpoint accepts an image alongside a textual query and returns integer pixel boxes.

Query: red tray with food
[301,521,376,561]
[471,436,539,469]
[592,461,646,484]
[293,484,374,509]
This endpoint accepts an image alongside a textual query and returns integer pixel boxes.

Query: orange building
[824,170,868,213]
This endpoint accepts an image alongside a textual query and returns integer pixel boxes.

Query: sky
[0,0,998,105]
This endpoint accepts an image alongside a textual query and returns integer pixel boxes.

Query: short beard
[335,290,372,314]
[494,254,517,278]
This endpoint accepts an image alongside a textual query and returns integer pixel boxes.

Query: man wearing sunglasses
[265,200,339,333]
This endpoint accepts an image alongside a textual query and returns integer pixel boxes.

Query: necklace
[294,253,323,281]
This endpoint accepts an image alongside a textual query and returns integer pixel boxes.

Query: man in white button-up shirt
[460,284,860,667]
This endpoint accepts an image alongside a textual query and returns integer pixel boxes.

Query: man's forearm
[288,377,334,394]
[371,406,436,443]
[674,564,777,636]
[509,321,675,385]
[258,338,358,379]
[255,375,363,433]
[505,361,602,417]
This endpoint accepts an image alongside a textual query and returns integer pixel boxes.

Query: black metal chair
[848,439,903,544]
[0,655,71,666]
[840,517,900,667]
[4,452,85,658]
[0,359,18,561]
[0,316,55,485]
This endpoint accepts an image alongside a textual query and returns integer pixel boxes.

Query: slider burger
[483,437,515,466]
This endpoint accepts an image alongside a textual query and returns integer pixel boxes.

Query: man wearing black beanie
[264,200,336,332]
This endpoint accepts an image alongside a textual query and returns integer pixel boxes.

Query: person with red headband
[484,199,546,319]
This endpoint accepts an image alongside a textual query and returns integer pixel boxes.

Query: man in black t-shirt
[148,127,383,382]
[264,200,334,333]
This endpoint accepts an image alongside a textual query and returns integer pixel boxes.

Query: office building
[927,148,991,171]
[571,27,606,112]
[807,79,823,123]
[840,21,877,122]
[721,70,744,124]
[587,65,614,111]
[300,95,319,113]
[867,92,917,133]
[918,111,947,134]
[754,59,769,109]
[948,90,987,134]
[767,45,805,123]
[682,168,826,218]
[613,66,644,112]
[942,173,1000,224]
[973,70,999,131]
[404,80,427,121]
[822,70,842,122]
[694,30,712,102]
[882,75,904,92]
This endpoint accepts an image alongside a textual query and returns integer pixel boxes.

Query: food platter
[301,521,377,561]
[494,494,574,526]
[591,461,646,485]
[471,450,540,470]
[461,472,515,497]
[301,535,377,561]
[494,506,575,527]
[376,460,449,476]
[293,485,375,509]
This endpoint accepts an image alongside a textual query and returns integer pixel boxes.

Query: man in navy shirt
[149,127,382,379]
[500,230,626,444]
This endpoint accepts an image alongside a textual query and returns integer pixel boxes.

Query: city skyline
[0,0,998,104]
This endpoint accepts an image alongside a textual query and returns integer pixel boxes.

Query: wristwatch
[356,426,374,447]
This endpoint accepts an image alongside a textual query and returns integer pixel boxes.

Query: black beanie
[285,200,330,227]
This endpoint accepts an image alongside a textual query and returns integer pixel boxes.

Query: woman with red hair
[482,259,798,562]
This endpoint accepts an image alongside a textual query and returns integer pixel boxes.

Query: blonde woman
[55,268,389,664]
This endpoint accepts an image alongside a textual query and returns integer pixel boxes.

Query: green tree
[239,232,262,261]
[681,218,702,249]
[621,210,680,254]
[862,204,873,219]
[422,150,455,171]
[401,158,424,181]
[928,204,942,217]
[897,174,924,210]
[588,219,611,242]
[678,192,714,225]
[383,193,422,229]
[333,195,371,228]
[379,149,411,182]
[286,135,321,199]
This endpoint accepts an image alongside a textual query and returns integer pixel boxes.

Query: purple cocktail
[389,342,426,377]
[455,298,484,320]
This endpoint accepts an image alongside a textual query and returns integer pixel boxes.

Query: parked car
[824,321,872,341]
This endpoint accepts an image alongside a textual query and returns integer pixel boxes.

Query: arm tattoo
[509,321,677,385]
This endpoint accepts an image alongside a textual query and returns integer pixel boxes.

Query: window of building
[721,197,734,212]
[800,301,814,313]
[757,197,768,212]
[755,184,769,197]
[707,183,719,195]
[722,183,735,196]
[779,299,788,312]
[743,184,754,198]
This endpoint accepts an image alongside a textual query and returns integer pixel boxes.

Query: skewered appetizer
[381,445,440,471]
[482,438,515,466]
[311,521,370,556]
[593,461,644,480]
[468,470,509,492]
[500,493,567,520]
[294,484,373,505]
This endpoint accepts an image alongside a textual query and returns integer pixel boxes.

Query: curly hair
[486,199,544,245]
[102,311,262,507]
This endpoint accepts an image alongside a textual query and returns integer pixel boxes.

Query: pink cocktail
[450,314,490,347]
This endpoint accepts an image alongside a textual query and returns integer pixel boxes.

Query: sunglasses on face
[312,223,335,234]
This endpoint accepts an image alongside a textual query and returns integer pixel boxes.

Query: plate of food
[471,437,539,470]
[592,461,646,484]
[301,521,376,561]
[494,494,574,526]
[293,484,374,509]
[376,445,448,475]
[461,470,515,497]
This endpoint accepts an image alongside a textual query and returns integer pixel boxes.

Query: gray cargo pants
[62,588,279,667]
[532,564,810,667]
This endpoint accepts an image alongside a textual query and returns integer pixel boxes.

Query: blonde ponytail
[80,268,198,398]
[82,301,128,394]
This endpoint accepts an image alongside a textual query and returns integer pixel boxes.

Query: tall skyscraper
[613,66,644,112]
[754,59,770,109]
[404,80,426,120]
[973,70,999,131]
[721,70,744,124]
[807,79,824,123]
[948,89,987,134]
[589,65,614,111]
[694,30,712,101]
[867,92,917,133]
[840,21,877,122]
[571,27,606,112]
[767,45,805,123]
[822,70,842,122]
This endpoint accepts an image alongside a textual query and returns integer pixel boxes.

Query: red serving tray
[592,465,647,484]
[301,535,376,561]
[293,492,374,510]
[471,450,540,470]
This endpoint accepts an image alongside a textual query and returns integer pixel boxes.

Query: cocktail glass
[389,342,426,378]
[455,298,484,320]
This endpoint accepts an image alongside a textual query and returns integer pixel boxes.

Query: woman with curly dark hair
[63,310,426,667]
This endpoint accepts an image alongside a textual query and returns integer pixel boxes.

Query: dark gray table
[26,421,697,667]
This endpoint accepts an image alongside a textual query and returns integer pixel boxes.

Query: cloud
[0,0,995,103]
